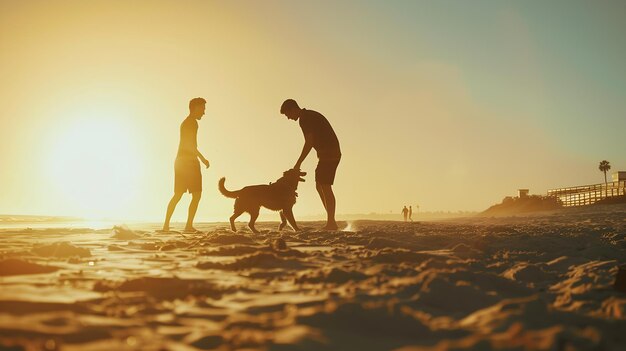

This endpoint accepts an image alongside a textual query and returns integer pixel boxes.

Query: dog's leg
[230,210,243,232]
[248,207,260,234]
[230,201,244,232]
[283,207,300,232]
[278,211,287,231]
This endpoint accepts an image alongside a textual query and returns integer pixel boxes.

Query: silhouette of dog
[218,169,306,233]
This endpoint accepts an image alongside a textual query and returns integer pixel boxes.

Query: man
[402,206,408,222]
[281,99,341,230]
[409,206,413,222]
[162,97,210,232]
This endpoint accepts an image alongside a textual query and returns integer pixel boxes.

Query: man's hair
[280,99,299,114]
[189,97,206,110]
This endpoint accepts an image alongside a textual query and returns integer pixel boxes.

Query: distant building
[613,171,626,182]
[518,189,529,198]
[547,171,626,207]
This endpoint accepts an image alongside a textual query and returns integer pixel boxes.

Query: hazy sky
[1,0,625,221]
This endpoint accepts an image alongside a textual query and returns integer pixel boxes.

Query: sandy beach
[1,205,625,350]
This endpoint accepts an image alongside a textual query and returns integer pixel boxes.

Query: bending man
[281,99,341,230]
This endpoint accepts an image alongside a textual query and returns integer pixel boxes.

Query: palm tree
[599,160,611,197]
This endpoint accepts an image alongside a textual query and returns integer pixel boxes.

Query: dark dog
[218,169,306,233]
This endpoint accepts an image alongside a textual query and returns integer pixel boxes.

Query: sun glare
[46,116,143,219]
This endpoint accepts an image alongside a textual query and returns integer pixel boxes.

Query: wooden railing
[547,181,626,207]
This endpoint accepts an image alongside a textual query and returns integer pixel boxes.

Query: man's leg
[185,191,201,231]
[316,183,328,211]
[163,192,184,231]
[319,183,337,230]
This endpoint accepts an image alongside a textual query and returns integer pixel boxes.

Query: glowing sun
[46,117,143,218]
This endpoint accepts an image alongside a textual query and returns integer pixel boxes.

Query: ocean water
[0,219,118,230]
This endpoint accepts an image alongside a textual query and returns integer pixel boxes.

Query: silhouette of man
[402,206,408,222]
[281,99,341,230]
[162,97,210,232]
[409,206,413,222]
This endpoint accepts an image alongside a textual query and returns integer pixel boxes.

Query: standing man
[162,97,210,233]
[402,206,408,222]
[409,206,413,222]
[281,99,341,230]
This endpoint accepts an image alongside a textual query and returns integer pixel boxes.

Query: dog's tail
[218,177,240,198]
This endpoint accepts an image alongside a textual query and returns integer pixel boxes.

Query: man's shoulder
[300,109,325,127]
[181,117,198,128]
[303,109,325,120]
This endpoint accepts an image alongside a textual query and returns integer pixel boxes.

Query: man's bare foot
[183,227,201,233]
[322,222,338,231]
[161,226,170,232]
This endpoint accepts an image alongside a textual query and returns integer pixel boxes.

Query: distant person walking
[402,206,408,222]
[409,206,413,222]
[162,98,210,233]
[281,99,341,230]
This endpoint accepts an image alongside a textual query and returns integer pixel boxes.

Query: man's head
[280,99,301,121]
[189,97,206,120]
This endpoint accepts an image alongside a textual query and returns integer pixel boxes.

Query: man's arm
[196,149,209,168]
[180,141,207,167]
[294,133,314,170]
[192,122,209,168]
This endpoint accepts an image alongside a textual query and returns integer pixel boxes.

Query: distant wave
[0,215,82,223]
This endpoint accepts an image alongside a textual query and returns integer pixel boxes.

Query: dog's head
[283,168,306,182]
[276,168,306,190]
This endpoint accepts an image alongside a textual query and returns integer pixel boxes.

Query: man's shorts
[174,157,202,193]
[315,157,341,185]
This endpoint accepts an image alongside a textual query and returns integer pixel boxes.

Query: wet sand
[1,205,625,350]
